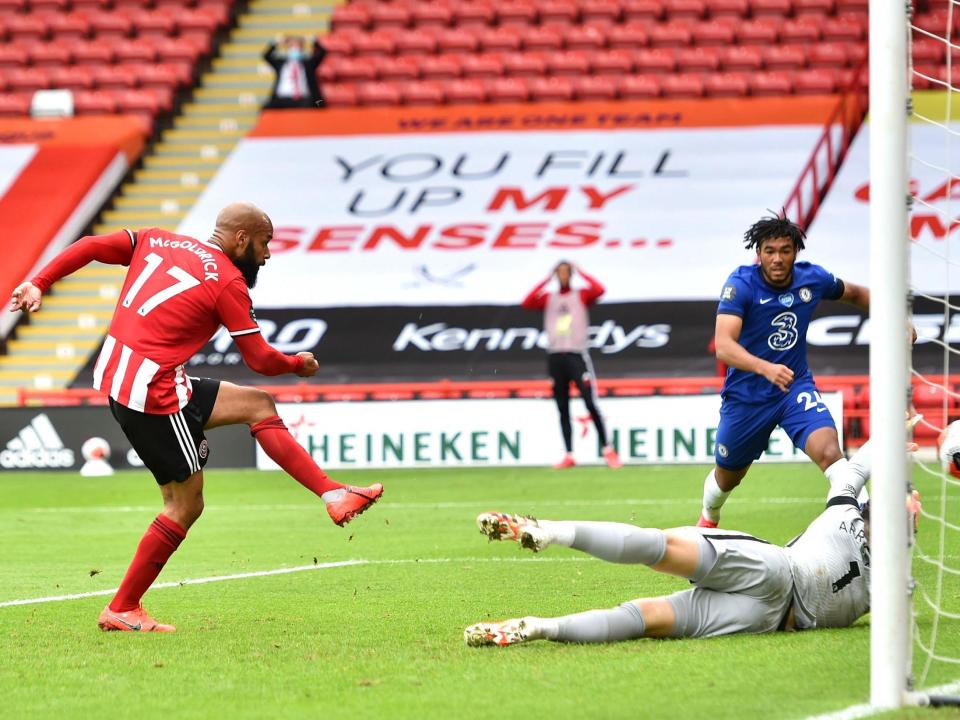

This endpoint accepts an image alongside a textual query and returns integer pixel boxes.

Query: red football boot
[325,483,384,526]
[98,604,175,633]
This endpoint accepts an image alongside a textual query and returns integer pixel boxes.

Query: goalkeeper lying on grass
[465,437,922,647]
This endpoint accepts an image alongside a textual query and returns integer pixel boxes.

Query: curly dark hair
[743,210,806,252]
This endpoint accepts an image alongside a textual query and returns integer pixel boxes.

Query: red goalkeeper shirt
[31,228,303,414]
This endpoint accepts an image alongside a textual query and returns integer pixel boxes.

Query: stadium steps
[0,263,119,405]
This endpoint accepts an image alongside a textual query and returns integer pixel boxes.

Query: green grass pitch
[0,463,957,720]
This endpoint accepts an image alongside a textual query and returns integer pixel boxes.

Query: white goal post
[868,0,911,709]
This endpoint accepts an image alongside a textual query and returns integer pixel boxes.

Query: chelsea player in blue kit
[697,214,870,528]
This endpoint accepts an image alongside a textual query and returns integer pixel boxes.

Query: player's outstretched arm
[11,231,136,314]
[715,314,794,391]
[575,266,605,305]
[838,280,869,311]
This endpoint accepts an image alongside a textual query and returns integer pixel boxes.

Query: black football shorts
[109,377,221,485]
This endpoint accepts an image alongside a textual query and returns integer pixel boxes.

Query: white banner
[809,122,960,294]
[257,393,843,470]
[179,126,822,307]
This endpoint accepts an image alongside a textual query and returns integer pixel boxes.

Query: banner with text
[178,100,832,308]
[258,394,843,470]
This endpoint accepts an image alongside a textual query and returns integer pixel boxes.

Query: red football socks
[109,514,186,613]
[250,415,343,497]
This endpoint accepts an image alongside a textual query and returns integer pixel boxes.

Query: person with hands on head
[522,261,621,470]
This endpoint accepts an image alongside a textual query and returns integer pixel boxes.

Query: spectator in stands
[263,35,326,109]
[522,262,622,470]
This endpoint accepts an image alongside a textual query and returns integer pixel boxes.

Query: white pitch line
[805,681,960,719]
[0,556,594,609]
[7,497,823,514]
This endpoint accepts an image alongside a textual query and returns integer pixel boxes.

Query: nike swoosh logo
[115,616,142,631]
[759,298,772,304]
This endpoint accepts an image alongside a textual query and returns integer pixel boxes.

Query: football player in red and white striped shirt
[10,201,383,633]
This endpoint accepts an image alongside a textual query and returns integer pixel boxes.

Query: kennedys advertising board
[177,98,838,308]
[257,394,843,470]
[0,407,254,472]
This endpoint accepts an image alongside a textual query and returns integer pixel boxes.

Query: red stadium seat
[749,70,793,96]
[580,0,622,26]
[30,42,72,67]
[661,72,704,97]
[401,79,445,105]
[323,82,358,107]
[763,44,807,70]
[751,0,792,16]
[835,0,867,11]
[88,12,134,38]
[564,24,607,51]
[113,88,160,115]
[114,39,159,63]
[395,29,438,54]
[419,54,462,79]
[444,77,487,103]
[607,22,649,49]
[352,30,397,56]
[779,18,822,43]
[32,0,70,11]
[622,0,664,23]
[792,68,836,94]
[453,0,495,28]
[47,13,91,40]
[477,27,522,52]
[357,81,401,105]
[736,18,780,45]
[131,11,177,38]
[844,42,867,65]
[332,56,378,83]
[548,50,590,76]
[487,77,529,102]
[665,0,706,20]
[436,27,480,54]
[635,48,678,73]
[649,22,693,47]
[6,67,51,93]
[137,63,184,89]
[369,3,411,30]
[503,51,548,77]
[590,49,634,75]
[704,72,749,96]
[7,15,48,41]
[461,53,504,78]
[0,44,29,68]
[794,0,834,15]
[156,38,200,63]
[528,75,574,101]
[0,0,28,16]
[332,4,370,33]
[539,0,579,25]
[573,75,617,100]
[71,90,114,115]
[523,25,564,51]
[722,45,763,71]
[821,16,864,41]
[693,21,735,46]
[378,55,420,81]
[496,1,537,27]
[73,40,115,65]
[707,0,749,17]
[323,32,356,56]
[142,84,173,111]
[808,42,849,68]
[49,65,96,91]
[0,92,30,116]
[676,46,721,71]
[913,38,946,64]
[113,0,153,11]
[411,2,453,28]
[618,74,661,98]
[93,65,139,89]
[178,10,220,35]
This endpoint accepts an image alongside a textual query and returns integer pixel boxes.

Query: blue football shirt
[717,261,844,402]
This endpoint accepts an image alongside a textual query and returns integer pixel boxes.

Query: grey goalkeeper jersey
[784,498,870,630]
